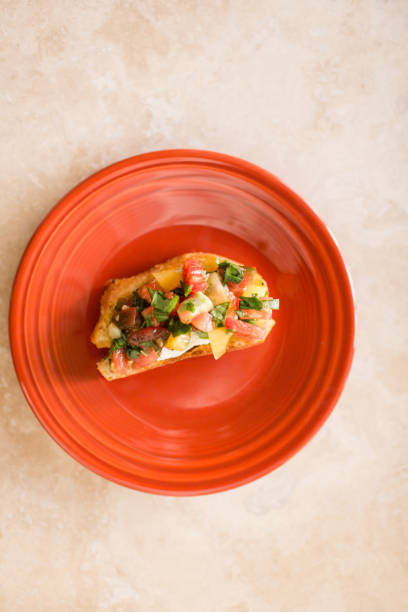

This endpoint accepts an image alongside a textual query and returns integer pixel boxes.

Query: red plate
[9,150,356,495]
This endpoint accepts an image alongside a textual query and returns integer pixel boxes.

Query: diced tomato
[224,290,239,317]
[239,308,272,320]
[227,270,256,296]
[225,316,265,339]
[138,281,159,303]
[127,326,170,346]
[184,258,208,293]
[191,312,214,332]
[142,305,159,327]
[229,293,239,310]
[111,348,128,375]
[132,347,159,370]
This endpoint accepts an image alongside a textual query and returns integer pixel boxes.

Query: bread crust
[91,252,274,380]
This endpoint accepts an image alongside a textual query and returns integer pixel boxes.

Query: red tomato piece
[191,312,214,332]
[184,259,208,293]
[225,290,239,317]
[239,308,272,320]
[227,270,256,296]
[141,305,159,327]
[111,348,128,375]
[138,281,159,303]
[229,293,239,310]
[225,316,265,339]
[132,347,159,370]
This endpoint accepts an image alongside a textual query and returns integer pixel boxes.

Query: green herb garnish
[174,280,192,297]
[168,318,192,337]
[143,313,153,327]
[126,347,141,359]
[140,340,161,355]
[217,260,244,284]
[238,295,263,310]
[183,282,192,297]
[109,335,127,356]
[210,302,230,327]
[184,301,195,312]
[147,288,179,323]
[133,291,148,311]
[166,295,179,311]
[263,298,280,310]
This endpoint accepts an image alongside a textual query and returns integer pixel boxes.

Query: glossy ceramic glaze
[9,150,355,495]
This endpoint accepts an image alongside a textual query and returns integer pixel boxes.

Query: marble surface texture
[1,1,407,610]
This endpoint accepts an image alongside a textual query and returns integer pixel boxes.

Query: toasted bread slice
[91,253,275,381]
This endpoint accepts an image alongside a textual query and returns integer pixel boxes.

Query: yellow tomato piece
[208,327,231,360]
[202,255,218,272]
[254,319,276,335]
[253,272,265,285]
[153,268,183,292]
[165,332,191,351]
[241,283,268,298]
[240,272,268,297]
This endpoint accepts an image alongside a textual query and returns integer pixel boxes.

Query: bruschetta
[91,253,279,381]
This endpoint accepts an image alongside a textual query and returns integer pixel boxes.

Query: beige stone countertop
[1,2,407,611]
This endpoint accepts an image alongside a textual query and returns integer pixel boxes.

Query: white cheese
[158,332,210,361]
[108,322,122,339]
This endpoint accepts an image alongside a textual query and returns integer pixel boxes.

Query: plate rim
[8,148,357,495]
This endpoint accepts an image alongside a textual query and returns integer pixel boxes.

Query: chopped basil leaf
[109,335,127,355]
[143,313,153,327]
[173,281,192,297]
[126,347,141,359]
[263,298,280,310]
[181,280,192,296]
[133,291,148,310]
[210,302,230,327]
[239,295,263,310]
[225,265,244,284]
[148,288,166,309]
[148,289,179,324]
[168,318,192,337]
[217,260,230,269]
[140,340,161,354]
[149,288,171,311]
[184,301,195,312]
[217,260,244,284]
[166,295,179,312]
[195,330,209,339]
[152,310,169,323]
